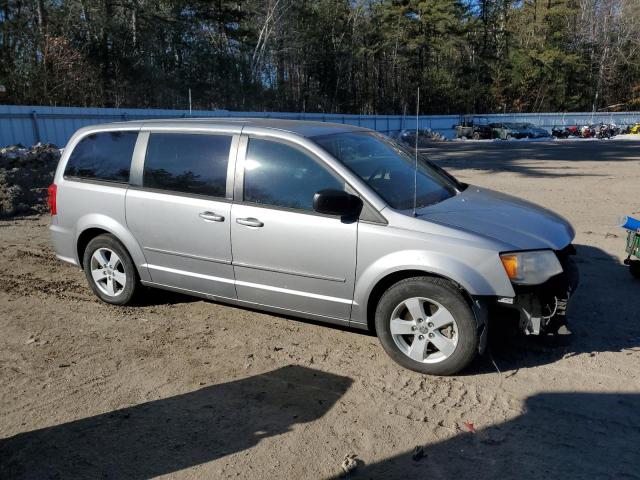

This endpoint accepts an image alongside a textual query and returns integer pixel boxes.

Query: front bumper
[497,245,580,335]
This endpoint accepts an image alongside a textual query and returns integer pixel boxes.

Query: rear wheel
[375,277,479,375]
[83,234,139,305]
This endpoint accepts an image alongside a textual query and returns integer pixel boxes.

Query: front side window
[243,138,343,211]
[65,131,137,183]
[143,133,232,197]
[313,132,459,210]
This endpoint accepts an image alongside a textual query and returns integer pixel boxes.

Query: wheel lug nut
[428,333,435,338]
[411,326,417,331]
[427,322,434,328]
[418,335,424,340]
[417,318,423,323]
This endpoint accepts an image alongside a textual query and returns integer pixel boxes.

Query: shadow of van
[326,391,640,479]
[0,365,352,479]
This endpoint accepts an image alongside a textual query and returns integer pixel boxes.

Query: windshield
[313,131,460,210]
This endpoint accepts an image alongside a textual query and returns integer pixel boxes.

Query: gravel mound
[0,144,61,217]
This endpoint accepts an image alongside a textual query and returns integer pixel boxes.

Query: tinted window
[65,131,137,183]
[143,133,231,197]
[314,132,457,210]
[243,139,343,211]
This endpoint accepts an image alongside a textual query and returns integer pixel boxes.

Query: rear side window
[143,133,231,197]
[64,131,137,183]
[243,138,343,211]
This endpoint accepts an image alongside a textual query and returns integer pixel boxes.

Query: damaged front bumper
[495,245,580,335]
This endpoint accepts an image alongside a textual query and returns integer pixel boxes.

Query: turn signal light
[500,254,518,280]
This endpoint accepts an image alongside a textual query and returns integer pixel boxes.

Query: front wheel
[375,277,479,375]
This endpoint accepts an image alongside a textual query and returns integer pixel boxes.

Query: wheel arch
[364,269,475,334]
[74,214,150,282]
[77,227,110,268]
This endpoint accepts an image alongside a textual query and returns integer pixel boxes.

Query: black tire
[374,277,479,375]
[82,234,139,305]
[630,260,640,280]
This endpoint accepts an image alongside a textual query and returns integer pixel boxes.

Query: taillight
[47,183,57,215]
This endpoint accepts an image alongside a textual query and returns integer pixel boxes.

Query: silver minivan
[49,119,578,375]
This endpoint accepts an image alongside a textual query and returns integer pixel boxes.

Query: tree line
[1,0,639,114]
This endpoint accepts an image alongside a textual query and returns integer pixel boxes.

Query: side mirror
[313,189,363,217]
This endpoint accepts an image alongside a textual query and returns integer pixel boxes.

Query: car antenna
[412,87,419,217]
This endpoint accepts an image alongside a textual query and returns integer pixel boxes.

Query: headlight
[500,250,563,285]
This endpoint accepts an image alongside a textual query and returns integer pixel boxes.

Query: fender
[74,213,151,282]
[351,249,515,325]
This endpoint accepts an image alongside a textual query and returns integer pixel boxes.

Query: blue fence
[2,104,640,147]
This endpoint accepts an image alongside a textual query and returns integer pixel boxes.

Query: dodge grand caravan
[49,119,579,375]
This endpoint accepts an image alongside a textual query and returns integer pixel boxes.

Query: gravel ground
[1,140,639,479]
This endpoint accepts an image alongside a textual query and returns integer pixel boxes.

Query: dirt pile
[0,144,61,217]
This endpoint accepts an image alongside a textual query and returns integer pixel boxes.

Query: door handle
[236,217,264,228]
[199,211,225,222]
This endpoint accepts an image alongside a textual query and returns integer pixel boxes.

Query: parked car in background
[490,122,549,140]
[470,123,493,140]
[491,122,522,140]
[454,115,492,140]
[519,123,551,139]
[453,116,473,139]
[48,119,579,375]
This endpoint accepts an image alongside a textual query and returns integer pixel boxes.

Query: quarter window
[243,139,343,211]
[64,131,137,183]
[143,133,232,197]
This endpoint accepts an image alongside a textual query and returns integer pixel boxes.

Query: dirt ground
[1,140,639,479]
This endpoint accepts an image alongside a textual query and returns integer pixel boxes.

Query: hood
[413,186,574,251]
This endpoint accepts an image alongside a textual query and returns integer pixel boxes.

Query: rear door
[126,130,238,300]
[230,135,358,320]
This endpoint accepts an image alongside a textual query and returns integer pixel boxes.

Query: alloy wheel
[389,297,459,364]
[90,248,127,297]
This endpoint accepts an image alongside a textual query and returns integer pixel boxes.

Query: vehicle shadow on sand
[0,365,353,479]
[132,286,203,306]
[473,243,640,374]
[326,391,640,479]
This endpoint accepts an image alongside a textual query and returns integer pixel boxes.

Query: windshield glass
[313,131,460,210]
